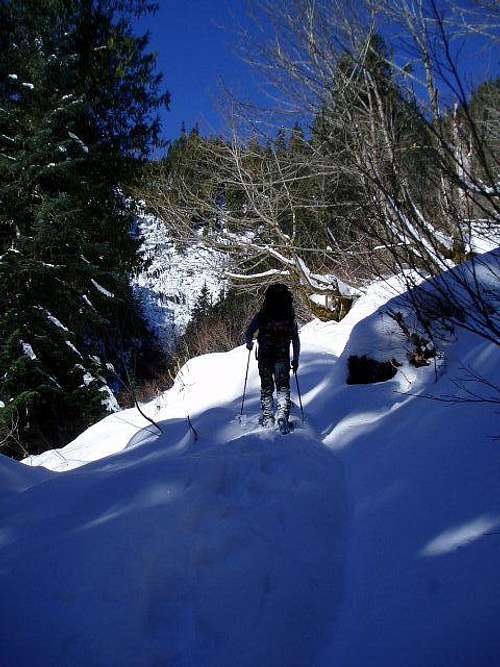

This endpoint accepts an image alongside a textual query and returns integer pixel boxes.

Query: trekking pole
[294,369,305,423]
[239,347,252,421]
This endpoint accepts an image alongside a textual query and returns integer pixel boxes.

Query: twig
[186,413,199,441]
[111,359,163,437]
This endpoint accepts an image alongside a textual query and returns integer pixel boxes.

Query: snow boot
[260,415,275,429]
[277,417,291,435]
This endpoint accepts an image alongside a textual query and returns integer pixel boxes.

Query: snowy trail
[0,347,348,667]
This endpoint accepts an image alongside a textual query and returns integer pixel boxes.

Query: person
[245,283,300,433]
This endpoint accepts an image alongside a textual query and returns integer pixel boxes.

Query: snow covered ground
[1,254,499,666]
[131,213,227,350]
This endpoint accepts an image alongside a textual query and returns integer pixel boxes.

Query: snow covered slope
[2,350,347,666]
[2,256,500,666]
[131,213,227,350]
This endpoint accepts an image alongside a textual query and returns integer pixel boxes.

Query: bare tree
[229,0,500,341]
[133,129,363,318]
[0,411,26,459]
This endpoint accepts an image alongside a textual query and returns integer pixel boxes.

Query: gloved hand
[246,340,254,351]
[291,359,299,372]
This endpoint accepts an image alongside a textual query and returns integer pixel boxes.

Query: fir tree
[191,282,213,325]
[0,0,169,458]
[468,78,500,182]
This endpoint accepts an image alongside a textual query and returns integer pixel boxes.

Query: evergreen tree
[191,282,213,324]
[310,34,427,254]
[273,128,288,155]
[288,122,306,154]
[468,78,500,182]
[0,0,169,458]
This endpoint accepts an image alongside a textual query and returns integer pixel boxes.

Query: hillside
[131,212,227,351]
[1,256,499,666]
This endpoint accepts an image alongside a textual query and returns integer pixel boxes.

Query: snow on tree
[0,0,169,458]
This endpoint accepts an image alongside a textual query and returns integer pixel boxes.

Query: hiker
[245,283,300,433]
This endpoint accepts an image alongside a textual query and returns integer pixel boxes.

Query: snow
[0,248,19,261]
[76,369,117,411]
[82,371,95,386]
[65,340,82,357]
[20,341,36,360]
[7,74,18,80]
[21,82,34,89]
[68,130,89,153]
[226,268,289,280]
[90,278,114,299]
[466,220,500,255]
[131,213,227,350]
[48,375,62,390]
[420,515,500,557]
[1,252,499,665]
[308,269,362,298]
[310,292,327,307]
[99,385,120,413]
[81,294,95,309]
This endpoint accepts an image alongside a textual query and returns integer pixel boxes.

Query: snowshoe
[260,415,275,429]
[277,417,292,435]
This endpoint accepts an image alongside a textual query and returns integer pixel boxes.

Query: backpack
[257,315,295,361]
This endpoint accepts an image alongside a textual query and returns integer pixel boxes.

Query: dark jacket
[245,312,300,363]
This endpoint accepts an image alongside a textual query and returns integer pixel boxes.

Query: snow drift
[1,253,499,666]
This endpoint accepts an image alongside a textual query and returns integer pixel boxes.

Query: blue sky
[135,0,256,144]
[135,1,499,148]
